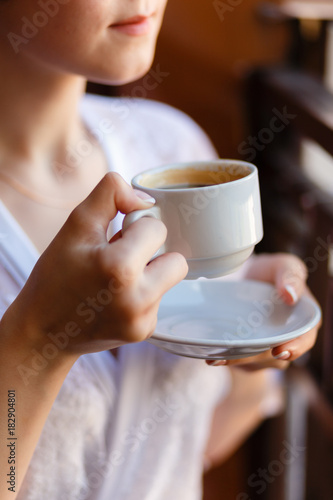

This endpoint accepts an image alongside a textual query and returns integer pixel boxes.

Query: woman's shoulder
[80,93,218,161]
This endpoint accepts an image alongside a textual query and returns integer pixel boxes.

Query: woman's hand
[206,253,320,370]
[2,172,188,360]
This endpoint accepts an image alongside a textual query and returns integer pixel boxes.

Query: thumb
[75,172,155,232]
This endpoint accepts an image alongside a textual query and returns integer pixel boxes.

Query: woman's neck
[0,45,87,178]
[0,48,109,252]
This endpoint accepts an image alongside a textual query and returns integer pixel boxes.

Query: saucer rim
[152,280,321,348]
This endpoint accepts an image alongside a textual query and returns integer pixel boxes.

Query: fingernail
[134,189,155,204]
[208,360,227,366]
[284,284,298,304]
[273,350,291,360]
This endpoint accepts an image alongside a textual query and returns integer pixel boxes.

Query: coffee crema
[138,165,251,189]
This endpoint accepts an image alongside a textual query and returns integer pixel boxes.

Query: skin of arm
[0,327,78,497]
[204,367,284,469]
[0,173,188,499]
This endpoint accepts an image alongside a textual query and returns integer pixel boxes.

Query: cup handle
[122,206,165,257]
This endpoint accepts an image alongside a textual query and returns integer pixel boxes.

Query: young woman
[0,1,318,499]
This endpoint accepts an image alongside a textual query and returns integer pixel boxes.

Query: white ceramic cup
[122,159,263,279]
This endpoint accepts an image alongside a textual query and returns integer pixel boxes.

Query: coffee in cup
[137,165,250,190]
[122,160,263,279]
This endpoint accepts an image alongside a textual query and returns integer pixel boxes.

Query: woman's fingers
[273,254,308,305]
[272,283,321,361]
[206,351,290,370]
[272,326,318,361]
[95,217,188,326]
[107,216,188,293]
[70,172,155,237]
[206,324,318,369]
[206,253,320,371]
[245,253,308,305]
[110,217,168,275]
[144,251,188,296]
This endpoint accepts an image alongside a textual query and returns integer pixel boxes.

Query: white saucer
[148,280,321,360]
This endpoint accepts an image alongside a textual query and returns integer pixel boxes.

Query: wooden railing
[226,5,333,500]
[258,1,333,76]
[245,62,333,500]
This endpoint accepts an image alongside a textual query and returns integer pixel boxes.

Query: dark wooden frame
[245,64,333,499]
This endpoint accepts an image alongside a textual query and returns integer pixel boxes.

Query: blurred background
[88,0,333,498]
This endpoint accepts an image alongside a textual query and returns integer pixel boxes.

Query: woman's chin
[86,49,156,87]
[87,69,151,88]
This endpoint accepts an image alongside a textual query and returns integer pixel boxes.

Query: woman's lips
[110,15,153,36]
